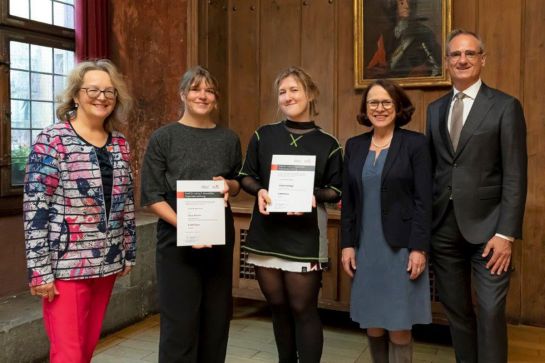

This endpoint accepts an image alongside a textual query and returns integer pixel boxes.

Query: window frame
[1,1,76,38]
[0,0,74,214]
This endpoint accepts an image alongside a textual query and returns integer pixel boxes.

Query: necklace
[371,136,391,149]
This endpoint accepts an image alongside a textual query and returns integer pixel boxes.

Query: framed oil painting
[354,0,452,88]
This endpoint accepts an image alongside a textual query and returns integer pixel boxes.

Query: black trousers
[156,220,234,363]
[431,203,510,363]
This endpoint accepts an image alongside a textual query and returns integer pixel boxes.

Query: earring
[74,103,79,108]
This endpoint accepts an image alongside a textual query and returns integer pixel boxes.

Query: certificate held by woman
[177,180,226,246]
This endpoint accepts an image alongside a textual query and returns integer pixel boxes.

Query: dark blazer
[426,83,527,243]
[341,128,432,252]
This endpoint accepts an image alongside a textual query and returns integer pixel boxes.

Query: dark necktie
[450,92,466,151]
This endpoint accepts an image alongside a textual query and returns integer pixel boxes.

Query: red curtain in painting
[75,0,110,62]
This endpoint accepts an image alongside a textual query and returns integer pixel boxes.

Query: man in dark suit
[426,29,527,363]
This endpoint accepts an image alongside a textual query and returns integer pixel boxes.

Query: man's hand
[483,235,512,275]
[341,247,357,278]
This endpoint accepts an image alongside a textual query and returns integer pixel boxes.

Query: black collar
[284,119,316,130]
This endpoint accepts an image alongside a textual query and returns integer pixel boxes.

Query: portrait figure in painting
[365,0,442,79]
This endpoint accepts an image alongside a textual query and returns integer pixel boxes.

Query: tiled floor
[92,300,545,363]
[92,300,455,363]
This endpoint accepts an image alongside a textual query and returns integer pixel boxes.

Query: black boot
[388,340,412,363]
[367,334,389,363]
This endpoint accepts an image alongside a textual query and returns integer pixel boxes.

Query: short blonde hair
[273,66,320,117]
[56,59,133,132]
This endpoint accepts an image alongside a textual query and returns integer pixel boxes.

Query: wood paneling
[520,0,545,326]
[452,0,477,34]
[477,0,525,323]
[321,223,340,302]
[478,0,523,97]
[4,3,541,322]
[337,0,366,146]
[228,0,260,150]
[259,0,301,126]
[301,0,337,134]
[405,89,425,131]
[230,208,349,311]
[204,0,230,126]
[196,0,545,326]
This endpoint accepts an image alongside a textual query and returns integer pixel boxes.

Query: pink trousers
[42,274,117,363]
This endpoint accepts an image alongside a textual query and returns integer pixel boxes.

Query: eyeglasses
[367,100,394,110]
[80,87,118,100]
[447,50,483,62]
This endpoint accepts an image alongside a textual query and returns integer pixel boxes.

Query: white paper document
[177,180,225,246]
[267,154,316,213]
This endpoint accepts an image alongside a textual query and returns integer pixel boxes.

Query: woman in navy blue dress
[341,79,432,362]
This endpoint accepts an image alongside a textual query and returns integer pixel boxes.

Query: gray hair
[446,29,486,55]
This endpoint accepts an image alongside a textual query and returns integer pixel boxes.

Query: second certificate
[267,154,316,213]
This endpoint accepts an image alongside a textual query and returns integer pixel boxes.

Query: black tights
[255,267,323,363]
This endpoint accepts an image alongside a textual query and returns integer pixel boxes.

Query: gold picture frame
[354,0,452,88]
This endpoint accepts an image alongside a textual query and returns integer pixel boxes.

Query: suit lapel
[438,91,455,155]
[355,134,371,198]
[455,84,494,157]
[381,128,402,184]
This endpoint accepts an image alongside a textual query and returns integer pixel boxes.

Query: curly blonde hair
[56,59,133,132]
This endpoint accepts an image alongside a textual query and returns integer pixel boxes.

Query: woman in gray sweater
[141,66,241,363]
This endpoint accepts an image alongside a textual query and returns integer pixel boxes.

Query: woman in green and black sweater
[239,67,342,363]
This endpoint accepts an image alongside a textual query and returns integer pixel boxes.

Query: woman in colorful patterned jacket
[23,59,135,363]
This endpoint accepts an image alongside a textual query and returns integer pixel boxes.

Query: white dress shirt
[447,79,482,132]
